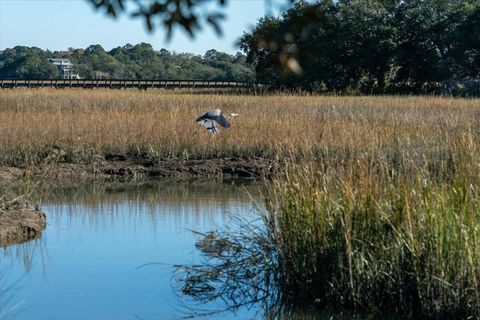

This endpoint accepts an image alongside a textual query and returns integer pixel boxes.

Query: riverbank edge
[1,157,277,182]
[0,209,47,247]
[0,157,276,246]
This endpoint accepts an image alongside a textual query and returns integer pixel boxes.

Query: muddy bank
[5,157,277,181]
[0,209,46,247]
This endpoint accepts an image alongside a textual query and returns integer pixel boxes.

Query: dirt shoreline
[2,157,277,181]
[0,157,276,246]
[0,209,47,247]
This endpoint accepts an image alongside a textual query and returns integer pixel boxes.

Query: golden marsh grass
[0,88,479,165]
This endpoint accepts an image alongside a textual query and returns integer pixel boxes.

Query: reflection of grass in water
[175,213,277,318]
[0,271,26,320]
[29,180,264,237]
[33,180,261,206]
[2,238,47,274]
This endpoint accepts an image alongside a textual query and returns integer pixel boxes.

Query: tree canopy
[0,47,60,79]
[239,0,480,95]
[0,44,255,81]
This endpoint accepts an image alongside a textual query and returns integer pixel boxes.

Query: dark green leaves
[239,0,480,94]
[88,0,227,40]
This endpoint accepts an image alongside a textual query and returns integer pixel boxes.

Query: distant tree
[240,16,284,86]
[158,48,171,57]
[456,6,480,78]
[0,43,254,81]
[240,0,480,94]
[0,46,59,79]
[231,53,255,82]
[83,44,124,78]
[390,0,466,90]
[111,43,162,78]
[332,0,395,92]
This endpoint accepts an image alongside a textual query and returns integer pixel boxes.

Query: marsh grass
[266,151,480,317]
[0,89,479,167]
[264,116,480,317]
[0,191,25,215]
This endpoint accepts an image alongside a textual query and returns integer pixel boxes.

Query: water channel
[1,180,268,320]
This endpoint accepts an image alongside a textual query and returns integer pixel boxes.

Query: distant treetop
[0,44,255,81]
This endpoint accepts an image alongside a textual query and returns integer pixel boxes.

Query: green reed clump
[266,148,480,317]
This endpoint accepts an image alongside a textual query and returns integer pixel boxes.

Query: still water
[1,181,266,320]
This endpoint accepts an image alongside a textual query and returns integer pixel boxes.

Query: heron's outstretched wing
[196,112,209,123]
[207,109,230,128]
[212,113,230,128]
[198,118,220,134]
[196,108,230,129]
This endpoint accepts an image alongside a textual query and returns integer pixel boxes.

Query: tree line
[0,43,255,82]
[2,0,480,95]
[239,0,480,95]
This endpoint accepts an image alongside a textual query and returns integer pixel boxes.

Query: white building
[50,58,81,79]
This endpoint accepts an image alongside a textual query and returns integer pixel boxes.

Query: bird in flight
[194,109,238,135]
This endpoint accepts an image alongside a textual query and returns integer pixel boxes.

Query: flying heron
[194,109,238,135]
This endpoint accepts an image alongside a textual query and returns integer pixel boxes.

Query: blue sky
[0,0,286,55]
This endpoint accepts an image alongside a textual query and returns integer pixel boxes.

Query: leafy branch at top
[88,0,227,39]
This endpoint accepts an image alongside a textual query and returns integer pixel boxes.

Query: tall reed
[266,137,480,317]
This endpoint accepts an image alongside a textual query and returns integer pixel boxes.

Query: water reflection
[1,180,265,320]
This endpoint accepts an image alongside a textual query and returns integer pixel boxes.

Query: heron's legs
[193,125,201,137]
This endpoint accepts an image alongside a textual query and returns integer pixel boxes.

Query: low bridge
[0,79,260,90]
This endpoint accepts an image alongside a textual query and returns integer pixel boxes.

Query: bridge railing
[0,79,261,89]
